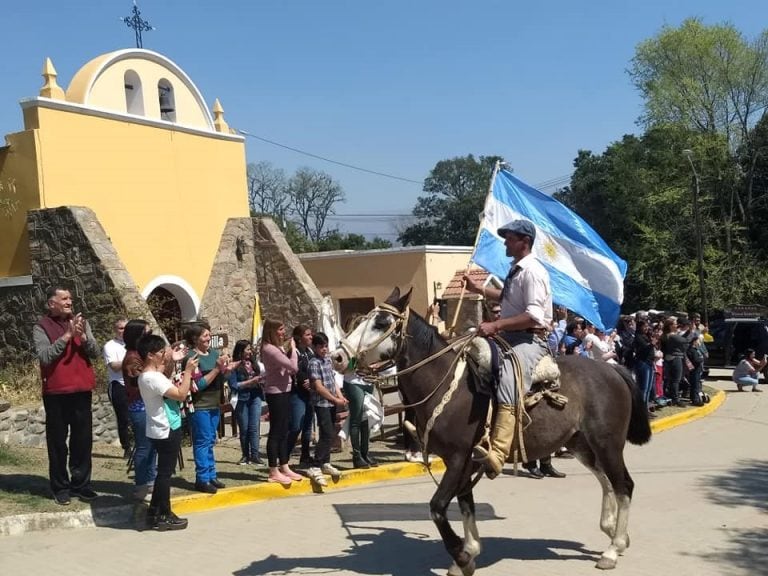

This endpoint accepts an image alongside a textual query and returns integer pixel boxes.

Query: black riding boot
[359,421,378,466]
[350,426,369,469]
[523,461,544,479]
[539,456,566,478]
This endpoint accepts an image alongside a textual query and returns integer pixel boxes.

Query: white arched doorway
[142,275,200,341]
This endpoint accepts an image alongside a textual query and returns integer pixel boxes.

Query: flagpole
[447,159,503,337]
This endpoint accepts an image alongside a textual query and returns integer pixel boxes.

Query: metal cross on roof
[121,1,154,49]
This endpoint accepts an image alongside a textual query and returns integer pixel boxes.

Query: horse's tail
[611,364,652,446]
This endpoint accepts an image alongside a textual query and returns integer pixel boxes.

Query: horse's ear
[384,287,401,305]
[396,287,413,311]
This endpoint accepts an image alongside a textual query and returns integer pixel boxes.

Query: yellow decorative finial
[40,57,66,100]
[213,98,229,132]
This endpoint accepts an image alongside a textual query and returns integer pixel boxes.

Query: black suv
[706,305,768,367]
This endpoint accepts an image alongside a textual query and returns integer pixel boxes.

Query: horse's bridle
[337,302,410,374]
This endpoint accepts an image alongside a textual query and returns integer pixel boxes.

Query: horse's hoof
[461,559,476,576]
[447,563,462,576]
[596,556,617,570]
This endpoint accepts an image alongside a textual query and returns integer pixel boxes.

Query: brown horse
[331,288,652,575]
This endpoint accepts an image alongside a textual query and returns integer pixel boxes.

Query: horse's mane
[407,308,448,352]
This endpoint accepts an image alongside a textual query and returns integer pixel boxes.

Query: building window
[339,297,375,331]
[157,79,176,122]
[124,70,144,115]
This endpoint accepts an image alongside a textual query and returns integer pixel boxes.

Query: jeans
[43,391,93,495]
[188,408,220,483]
[344,380,372,461]
[313,405,336,466]
[235,393,263,460]
[148,427,182,517]
[688,363,704,401]
[107,381,131,451]
[265,392,291,467]
[287,392,313,462]
[635,361,655,407]
[128,410,157,487]
[735,375,760,389]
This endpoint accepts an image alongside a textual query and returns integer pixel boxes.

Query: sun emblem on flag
[543,239,557,262]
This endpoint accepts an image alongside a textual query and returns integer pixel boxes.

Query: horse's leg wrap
[471,404,515,479]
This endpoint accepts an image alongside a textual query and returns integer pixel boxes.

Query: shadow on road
[234,502,600,575]
[698,458,768,573]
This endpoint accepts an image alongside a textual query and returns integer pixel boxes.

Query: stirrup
[471,440,491,462]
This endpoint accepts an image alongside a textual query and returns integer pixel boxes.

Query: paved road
[1,381,765,576]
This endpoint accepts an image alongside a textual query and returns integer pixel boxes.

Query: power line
[239,128,573,194]
[239,130,423,185]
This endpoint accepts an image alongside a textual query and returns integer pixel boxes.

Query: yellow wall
[300,247,473,319]
[21,103,248,297]
[0,130,42,276]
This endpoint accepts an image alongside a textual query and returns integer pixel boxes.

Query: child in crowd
[137,334,198,531]
[306,332,348,486]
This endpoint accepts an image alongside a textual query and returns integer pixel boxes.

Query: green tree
[557,124,768,313]
[399,154,503,246]
[316,231,392,251]
[281,220,317,254]
[629,18,768,148]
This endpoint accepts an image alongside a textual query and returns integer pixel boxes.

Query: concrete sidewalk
[0,380,729,537]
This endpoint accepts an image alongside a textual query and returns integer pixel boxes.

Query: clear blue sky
[1,1,766,241]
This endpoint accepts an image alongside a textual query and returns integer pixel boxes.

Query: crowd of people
[544,307,751,416]
[33,280,759,530]
[33,286,387,532]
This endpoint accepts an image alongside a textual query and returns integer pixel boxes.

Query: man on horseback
[463,219,553,479]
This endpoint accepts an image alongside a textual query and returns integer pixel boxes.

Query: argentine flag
[472,168,627,331]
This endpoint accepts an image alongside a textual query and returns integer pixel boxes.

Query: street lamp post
[683,149,708,326]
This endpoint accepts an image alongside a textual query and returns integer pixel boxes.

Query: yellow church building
[0,49,249,321]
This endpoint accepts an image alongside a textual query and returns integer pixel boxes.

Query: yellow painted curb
[172,393,725,516]
[171,459,447,516]
[650,389,726,434]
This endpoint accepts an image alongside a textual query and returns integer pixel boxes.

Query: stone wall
[0,395,119,447]
[252,218,324,328]
[0,283,39,364]
[199,217,324,343]
[0,206,161,367]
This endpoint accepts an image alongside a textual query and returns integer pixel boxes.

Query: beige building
[299,245,474,329]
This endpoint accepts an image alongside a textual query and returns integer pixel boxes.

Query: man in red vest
[33,287,100,505]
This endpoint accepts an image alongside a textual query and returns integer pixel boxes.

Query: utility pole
[683,149,708,325]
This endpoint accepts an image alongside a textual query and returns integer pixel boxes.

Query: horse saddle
[466,336,561,399]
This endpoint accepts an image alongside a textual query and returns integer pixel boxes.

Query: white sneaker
[405,451,421,463]
[405,451,433,464]
[321,463,341,479]
[309,468,328,487]
[133,484,152,502]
